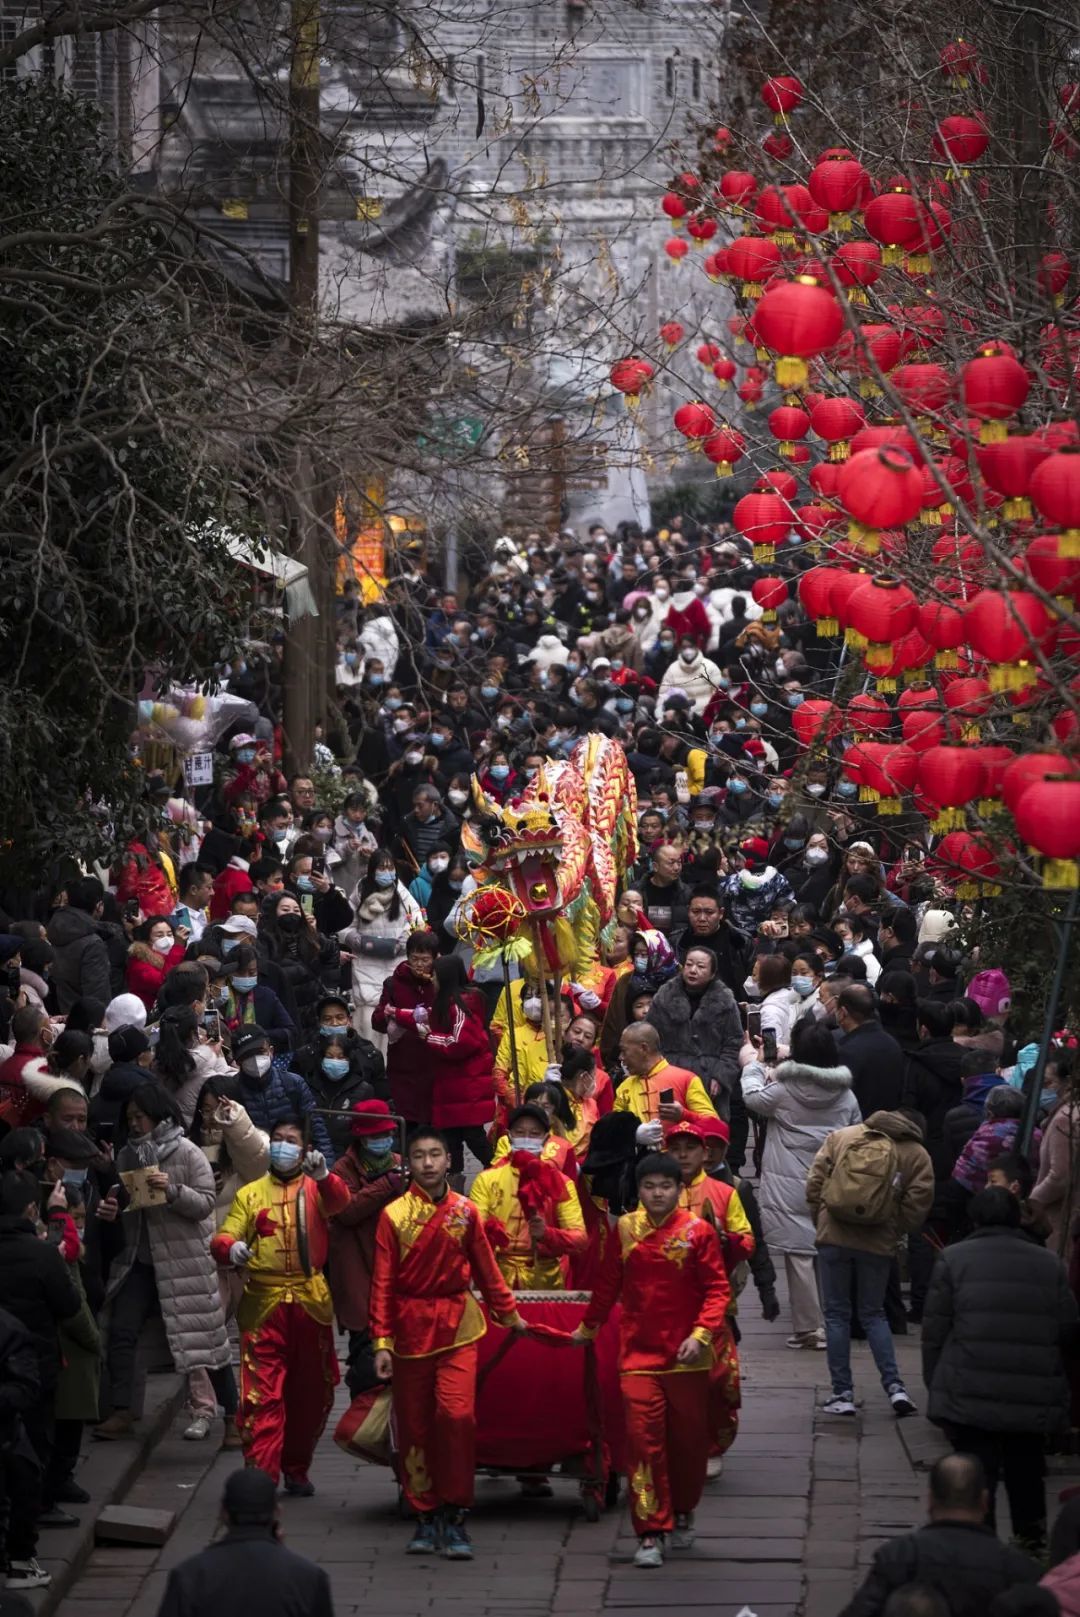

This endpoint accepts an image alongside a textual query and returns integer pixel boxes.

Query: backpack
[822,1128,899,1225]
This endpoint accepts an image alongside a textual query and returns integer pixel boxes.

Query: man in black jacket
[156,1469,334,1617]
[0,1303,47,1591]
[836,984,906,1115]
[839,1453,1039,1616]
[879,906,917,973]
[902,1002,967,1320]
[670,886,753,1001]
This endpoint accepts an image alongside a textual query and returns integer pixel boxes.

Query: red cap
[668,1115,731,1144]
[741,835,770,861]
[349,1100,396,1137]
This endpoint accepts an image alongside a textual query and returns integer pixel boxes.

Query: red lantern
[702,427,745,479]
[687,214,718,246]
[734,492,792,564]
[665,237,689,264]
[902,709,947,752]
[863,189,922,264]
[960,344,1030,443]
[672,401,716,448]
[890,362,953,420]
[846,577,918,672]
[762,75,804,123]
[847,692,891,737]
[795,502,843,552]
[752,276,844,389]
[970,743,1016,816]
[609,357,653,408]
[661,192,688,226]
[798,565,842,634]
[809,395,865,460]
[1030,448,1080,555]
[762,130,794,161]
[718,170,758,211]
[1014,779,1080,888]
[1001,751,1078,816]
[832,240,882,303]
[932,113,990,175]
[1026,534,1080,600]
[751,576,789,623]
[768,404,811,457]
[792,697,842,747]
[844,324,904,397]
[935,830,1004,897]
[838,444,926,553]
[942,675,993,740]
[724,235,783,298]
[966,589,1053,691]
[918,596,966,670]
[919,746,986,831]
[845,741,917,814]
[659,320,685,349]
[712,358,737,388]
[977,435,1050,521]
[809,462,843,500]
[753,468,798,503]
[695,341,720,366]
[807,158,868,230]
[940,39,983,89]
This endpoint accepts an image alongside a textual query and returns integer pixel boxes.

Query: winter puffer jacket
[645,976,744,1102]
[0,1216,81,1393]
[47,905,113,1012]
[901,1037,966,1179]
[742,1060,862,1253]
[233,1064,333,1161]
[108,1128,231,1376]
[941,1071,1001,1170]
[839,1521,1039,1617]
[922,1224,1078,1435]
[720,866,795,933]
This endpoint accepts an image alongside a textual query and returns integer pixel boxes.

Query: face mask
[490,765,510,781]
[222,937,241,954]
[634,608,650,621]
[750,702,768,718]
[429,856,449,874]
[805,846,830,866]
[393,718,410,734]
[365,1135,395,1155]
[611,659,623,671]
[680,648,697,664]
[510,1135,545,1156]
[375,869,396,888]
[787,693,805,708]
[404,750,423,767]
[62,1168,88,1190]
[792,975,815,998]
[151,933,173,952]
[235,748,256,765]
[693,818,715,833]
[368,673,384,687]
[659,638,675,652]
[523,997,542,1022]
[767,795,784,811]
[384,696,402,711]
[243,1052,272,1078]
[448,878,463,891]
[735,716,746,729]
[495,714,512,731]
[272,829,289,844]
[430,733,448,749]
[728,778,747,794]
[296,874,315,892]
[448,789,469,807]
[344,652,359,667]
[233,975,258,993]
[1040,1088,1058,1110]
[481,685,499,700]
[836,780,858,798]
[743,974,759,996]
[655,589,670,602]
[322,1057,350,1080]
[633,955,649,973]
[842,940,856,954]
[277,912,303,932]
[806,783,827,797]
[784,836,804,850]
[269,1140,302,1173]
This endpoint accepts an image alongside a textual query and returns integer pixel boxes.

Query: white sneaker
[183,1415,211,1441]
[888,1383,917,1417]
[670,1513,695,1550]
[786,1329,827,1350]
[8,1558,53,1590]
[706,1454,724,1480]
[821,1391,856,1416]
[633,1535,664,1568]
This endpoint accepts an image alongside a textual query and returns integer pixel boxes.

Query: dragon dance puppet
[458,735,638,1054]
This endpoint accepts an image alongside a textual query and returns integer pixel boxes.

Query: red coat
[407,988,495,1131]
[114,842,176,916]
[125,940,186,1012]
[665,597,711,650]
[326,1148,404,1332]
[370,960,436,1123]
[209,862,254,922]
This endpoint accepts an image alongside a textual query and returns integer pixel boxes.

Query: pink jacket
[1042,1554,1080,1616]
[1030,1101,1080,1257]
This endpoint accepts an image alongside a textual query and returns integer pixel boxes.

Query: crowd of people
[0,517,1078,1604]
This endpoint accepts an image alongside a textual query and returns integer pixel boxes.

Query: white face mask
[523,997,542,1022]
[680,648,696,664]
[404,750,423,767]
[448,789,469,807]
[429,856,449,874]
[151,933,173,952]
[510,1135,545,1156]
[805,846,829,866]
[806,783,827,797]
[242,1052,272,1078]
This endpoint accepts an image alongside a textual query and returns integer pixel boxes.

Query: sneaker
[7,1559,52,1591]
[670,1512,695,1550]
[706,1454,724,1480]
[53,1478,91,1504]
[633,1534,664,1569]
[38,1506,79,1527]
[183,1415,211,1441]
[406,1514,441,1555]
[93,1410,135,1441]
[442,1515,473,1560]
[821,1392,857,1416]
[787,1329,827,1350]
[283,1475,315,1497]
[888,1383,917,1417]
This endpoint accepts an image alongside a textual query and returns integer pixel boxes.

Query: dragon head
[462,769,566,918]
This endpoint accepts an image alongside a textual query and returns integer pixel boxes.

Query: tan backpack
[822,1128,899,1225]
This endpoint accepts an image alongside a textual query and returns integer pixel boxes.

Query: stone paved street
[36,1282,1080,1617]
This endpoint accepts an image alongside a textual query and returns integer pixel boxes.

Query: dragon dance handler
[469,1103,586,1291]
[370,1127,526,1561]
[211,1120,349,1494]
[571,1151,730,1569]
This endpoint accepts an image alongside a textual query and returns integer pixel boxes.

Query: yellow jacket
[494,1022,551,1099]
[469,1158,586,1290]
[213,1170,349,1331]
[612,1058,715,1123]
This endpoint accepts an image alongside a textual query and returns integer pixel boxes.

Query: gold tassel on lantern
[934,650,959,670]
[752,543,776,564]
[1041,858,1080,890]
[988,661,1036,693]
[979,420,1008,444]
[931,809,966,833]
[816,616,839,637]
[1058,530,1080,558]
[775,356,808,388]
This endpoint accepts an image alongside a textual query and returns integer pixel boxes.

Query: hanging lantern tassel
[829,441,852,461]
[931,808,966,833]
[1004,497,1032,521]
[761,608,778,624]
[976,798,998,817]
[753,543,776,564]
[934,650,959,671]
[859,785,881,805]
[876,677,898,694]
[775,356,808,389]
[1040,858,1080,890]
[988,660,1036,693]
[845,629,868,652]
[713,462,734,478]
[954,878,980,901]
[625,394,640,411]
[979,420,1008,444]
[816,616,839,637]
[1059,529,1080,558]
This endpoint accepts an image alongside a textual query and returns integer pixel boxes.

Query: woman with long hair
[258,889,339,1040]
[398,954,495,1186]
[154,1004,233,1128]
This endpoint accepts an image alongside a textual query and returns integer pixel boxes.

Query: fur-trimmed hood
[773,1059,854,1110]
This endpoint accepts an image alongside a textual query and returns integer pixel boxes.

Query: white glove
[229,1241,251,1267]
[544,1063,563,1084]
[636,1121,664,1148]
[577,989,601,1011]
[302,1149,329,1181]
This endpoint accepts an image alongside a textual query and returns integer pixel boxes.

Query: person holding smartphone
[611,1022,716,1148]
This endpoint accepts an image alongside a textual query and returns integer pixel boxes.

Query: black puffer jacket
[645,975,743,1101]
[0,1303,39,1449]
[0,1215,81,1393]
[901,1037,966,1178]
[839,1521,1039,1617]
[923,1224,1078,1434]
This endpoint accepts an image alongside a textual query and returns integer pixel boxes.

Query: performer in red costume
[212,1119,349,1493]
[370,1127,526,1561]
[572,1151,730,1569]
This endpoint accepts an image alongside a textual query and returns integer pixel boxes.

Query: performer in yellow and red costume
[370,1126,526,1561]
[469,1102,586,1290]
[211,1120,349,1493]
[667,1117,752,1472]
[572,1150,730,1570]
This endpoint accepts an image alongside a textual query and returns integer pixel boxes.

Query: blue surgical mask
[222,937,241,954]
[836,780,858,798]
[322,1057,350,1080]
[750,702,768,718]
[232,975,257,993]
[792,975,814,998]
[1040,1088,1058,1111]
[615,697,634,713]
[784,836,805,850]
[430,733,448,748]
[449,877,464,891]
[481,685,499,700]
[384,696,402,711]
[510,1135,545,1156]
[296,874,315,892]
[365,1134,395,1156]
[767,794,784,810]
[319,1022,346,1038]
[269,1140,302,1173]
[344,652,359,667]
[235,748,256,765]
[368,673,384,687]
[728,778,748,794]
[787,692,805,708]
[490,765,510,781]
[374,869,396,888]
[611,659,623,671]
[62,1168,88,1189]
[735,716,746,729]
[716,676,731,690]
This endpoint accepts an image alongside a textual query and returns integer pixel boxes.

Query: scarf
[151,1119,185,1161]
[358,887,396,924]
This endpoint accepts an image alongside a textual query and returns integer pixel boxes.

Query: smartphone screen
[659,1088,675,1105]
[762,1029,778,1064]
[747,1008,762,1042]
[311,854,326,877]
[301,892,315,917]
